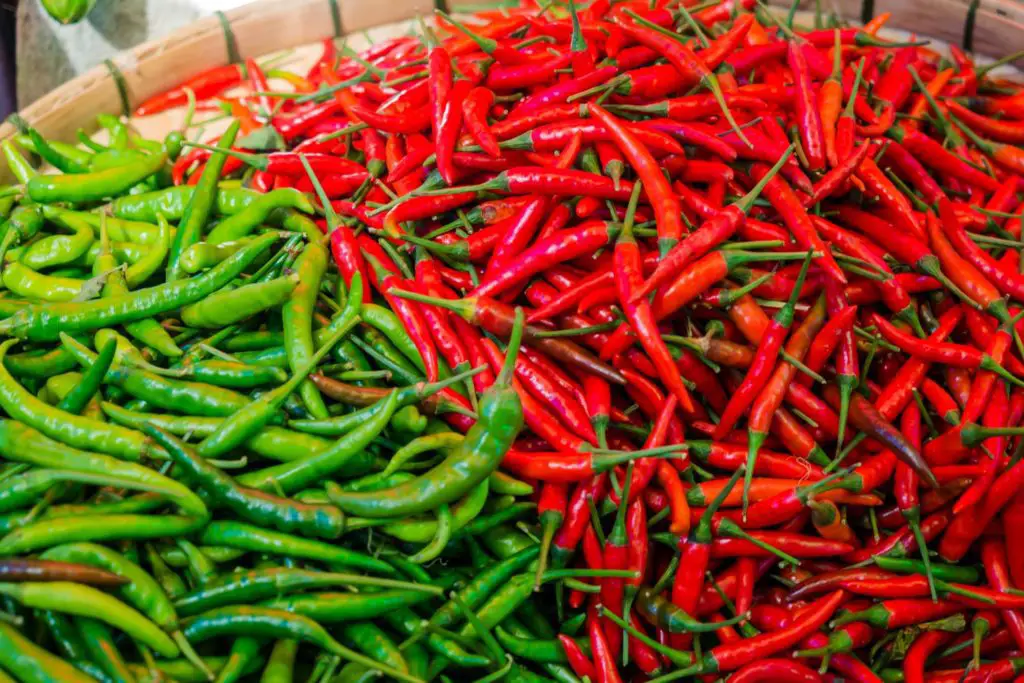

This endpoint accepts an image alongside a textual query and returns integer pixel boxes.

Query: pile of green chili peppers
[0,118,630,683]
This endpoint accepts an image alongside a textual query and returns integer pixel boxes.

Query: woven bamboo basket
[0,0,1020,183]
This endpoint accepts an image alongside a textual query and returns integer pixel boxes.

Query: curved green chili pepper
[239,389,399,494]
[2,262,86,302]
[180,359,287,388]
[17,130,92,172]
[39,609,90,661]
[206,189,315,244]
[0,621,95,683]
[0,341,160,462]
[76,616,137,683]
[180,237,255,273]
[124,215,171,289]
[174,567,440,617]
[95,217,182,358]
[54,337,115,416]
[62,333,251,417]
[339,621,409,676]
[327,311,525,518]
[197,521,392,574]
[28,151,167,204]
[167,120,240,282]
[145,424,346,539]
[261,588,437,623]
[283,241,330,419]
[0,513,206,555]
[0,581,179,657]
[43,207,167,246]
[260,638,299,683]
[144,542,187,600]
[100,402,338,464]
[0,232,279,341]
[180,274,298,328]
[0,205,43,268]
[112,185,263,223]
[18,214,93,270]
[381,480,490,545]
[183,606,420,683]
[216,636,263,683]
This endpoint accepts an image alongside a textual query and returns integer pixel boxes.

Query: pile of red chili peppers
[142,2,1024,680]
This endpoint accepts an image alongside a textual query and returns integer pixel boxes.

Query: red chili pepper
[559,634,597,681]
[674,591,845,677]
[135,64,244,116]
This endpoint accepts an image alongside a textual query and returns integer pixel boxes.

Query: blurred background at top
[0,0,254,118]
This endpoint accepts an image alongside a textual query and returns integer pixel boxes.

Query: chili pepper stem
[909,520,938,603]
[834,373,856,459]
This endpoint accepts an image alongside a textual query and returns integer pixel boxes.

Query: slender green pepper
[206,189,315,244]
[0,621,96,683]
[260,638,298,683]
[183,606,420,683]
[0,342,160,462]
[112,185,263,223]
[182,276,296,331]
[100,402,341,463]
[95,218,182,358]
[0,581,179,657]
[327,310,525,518]
[197,521,392,574]
[17,213,93,270]
[28,151,167,203]
[167,120,240,281]
[0,232,279,341]
[339,622,409,676]
[217,636,263,683]
[180,237,255,273]
[284,240,331,418]
[0,205,43,266]
[261,589,437,623]
[76,617,137,683]
[238,390,399,494]
[174,566,440,617]
[146,424,346,538]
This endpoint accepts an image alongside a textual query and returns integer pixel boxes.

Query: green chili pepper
[283,241,331,419]
[174,566,440,617]
[206,189,315,244]
[76,616,137,683]
[238,389,399,494]
[261,588,437,623]
[327,310,526,518]
[39,609,90,661]
[341,621,409,676]
[217,636,263,683]
[197,521,392,574]
[0,205,44,268]
[180,237,256,273]
[0,232,279,341]
[167,120,240,282]
[0,581,179,657]
[0,342,161,462]
[28,151,167,204]
[180,274,299,328]
[0,621,96,683]
[260,638,299,683]
[95,217,182,358]
[17,213,93,270]
[146,424,346,539]
[100,402,341,463]
[112,185,263,223]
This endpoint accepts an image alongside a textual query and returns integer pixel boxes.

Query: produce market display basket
[0,0,1021,173]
